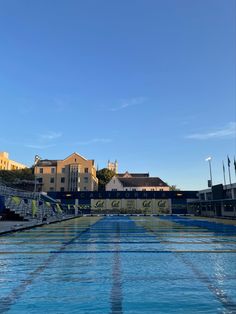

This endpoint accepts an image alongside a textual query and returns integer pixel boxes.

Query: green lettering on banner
[142,200,152,208]
[156,199,170,214]
[95,200,105,208]
[111,200,120,208]
[157,200,166,208]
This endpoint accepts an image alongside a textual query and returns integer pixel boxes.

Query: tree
[0,168,35,190]
[96,168,115,191]
[168,184,180,191]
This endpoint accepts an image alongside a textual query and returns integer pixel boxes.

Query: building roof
[118,177,168,187]
[118,172,149,178]
[36,160,58,167]
[0,152,27,168]
[63,152,88,162]
[35,152,94,167]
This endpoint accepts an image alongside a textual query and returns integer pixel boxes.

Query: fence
[0,183,39,200]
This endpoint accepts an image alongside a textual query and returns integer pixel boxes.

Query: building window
[50,177,54,183]
[49,187,54,191]
[62,168,65,173]
[61,177,65,183]
[37,178,43,183]
[142,189,146,191]
[60,187,64,192]
[51,167,55,174]
[84,186,87,190]
[39,168,43,174]
[84,167,88,173]
[84,177,88,183]
[112,189,117,191]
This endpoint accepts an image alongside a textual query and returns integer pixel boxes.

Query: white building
[106,174,170,192]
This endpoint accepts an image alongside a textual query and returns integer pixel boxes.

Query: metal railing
[0,182,39,200]
[3,195,78,221]
[0,183,80,222]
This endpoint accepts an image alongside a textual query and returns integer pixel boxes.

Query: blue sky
[0,0,235,190]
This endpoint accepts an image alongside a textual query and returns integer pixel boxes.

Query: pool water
[0,216,236,313]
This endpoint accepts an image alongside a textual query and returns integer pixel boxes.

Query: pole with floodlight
[34,155,41,193]
[205,157,213,188]
[205,156,214,215]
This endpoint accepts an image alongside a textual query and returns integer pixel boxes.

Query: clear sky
[0,0,235,190]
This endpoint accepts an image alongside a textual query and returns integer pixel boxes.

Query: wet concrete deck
[0,215,78,235]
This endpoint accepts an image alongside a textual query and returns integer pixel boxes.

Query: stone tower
[107,160,118,174]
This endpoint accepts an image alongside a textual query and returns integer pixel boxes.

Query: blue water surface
[0,215,236,313]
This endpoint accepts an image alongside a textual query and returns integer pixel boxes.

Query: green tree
[96,168,115,191]
[168,184,180,191]
[0,168,35,190]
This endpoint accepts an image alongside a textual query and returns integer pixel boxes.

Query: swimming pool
[0,215,236,313]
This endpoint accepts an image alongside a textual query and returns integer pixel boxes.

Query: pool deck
[0,215,78,235]
[189,215,236,226]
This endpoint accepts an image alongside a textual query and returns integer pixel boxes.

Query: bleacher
[0,183,78,222]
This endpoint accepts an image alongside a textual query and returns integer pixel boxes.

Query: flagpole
[227,156,232,185]
[227,155,233,199]
[209,159,213,186]
[222,161,226,186]
[234,157,236,178]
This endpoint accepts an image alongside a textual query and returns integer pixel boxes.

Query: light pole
[205,157,213,187]
[205,157,214,216]
[34,155,41,193]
